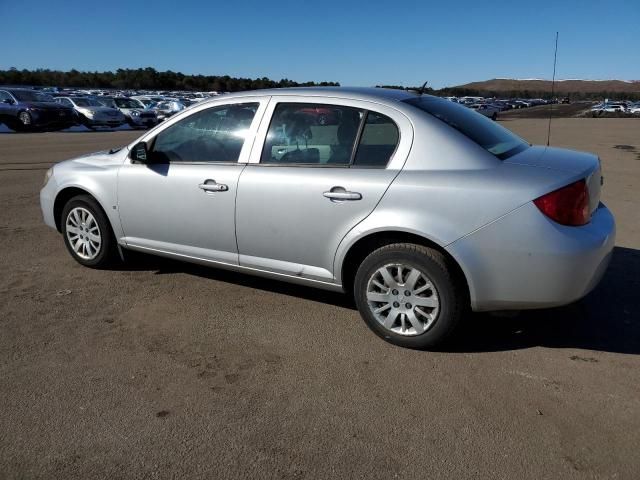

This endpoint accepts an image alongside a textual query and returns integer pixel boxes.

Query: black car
[0,88,76,132]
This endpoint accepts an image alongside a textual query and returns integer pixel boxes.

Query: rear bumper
[446,202,616,311]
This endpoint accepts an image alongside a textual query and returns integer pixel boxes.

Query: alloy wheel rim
[19,112,31,125]
[65,207,101,260]
[366,263,440,336]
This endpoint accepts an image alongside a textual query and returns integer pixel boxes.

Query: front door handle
[199,180,228,192]
[323,187,362,201]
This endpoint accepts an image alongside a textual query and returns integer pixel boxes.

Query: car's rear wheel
[354,243,466,349]
[61,195,118,268]
[491,112,497,121]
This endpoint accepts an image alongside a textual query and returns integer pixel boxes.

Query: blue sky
[1,0,638,88]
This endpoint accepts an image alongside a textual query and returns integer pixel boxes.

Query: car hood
[119,107,155,115]
[76,106,122,114]
[504,146,599,174]
[58,150,125,169]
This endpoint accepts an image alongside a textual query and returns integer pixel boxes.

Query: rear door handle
[323,187,362,201]
[199,180,228,192]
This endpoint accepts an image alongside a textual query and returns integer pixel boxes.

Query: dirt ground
[1,118,639,479]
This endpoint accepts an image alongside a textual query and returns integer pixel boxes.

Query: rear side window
[261,103,364,165]
[261,103,399,167]
[353,112,399,167]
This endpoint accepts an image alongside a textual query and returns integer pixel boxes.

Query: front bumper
[446,202,616,311]
[84,117,125,127]
[40,173,58,230]
[128,114,158,127]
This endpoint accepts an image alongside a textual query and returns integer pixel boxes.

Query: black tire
[353,243,467,349]
[491,112,498,121]
[60,195,119,268]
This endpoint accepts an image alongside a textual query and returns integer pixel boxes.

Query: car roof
[4,88,46,94]
[203,87,421,104]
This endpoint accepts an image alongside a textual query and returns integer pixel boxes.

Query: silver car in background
[40,87,615,349]
[54,96,126,129]
[97,97,159,128]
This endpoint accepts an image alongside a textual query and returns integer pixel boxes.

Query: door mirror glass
[130,141,149,163]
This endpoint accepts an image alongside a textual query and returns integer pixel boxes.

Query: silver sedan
[40,87,615,349]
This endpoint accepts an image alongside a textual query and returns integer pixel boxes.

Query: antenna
[417,81,429,95]
[547,32,559,147]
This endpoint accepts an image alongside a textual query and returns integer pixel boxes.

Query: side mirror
[130,141,150,163]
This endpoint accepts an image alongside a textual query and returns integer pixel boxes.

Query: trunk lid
[505,146,602,214]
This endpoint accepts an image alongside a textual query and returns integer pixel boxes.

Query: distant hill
[452,78,640,95]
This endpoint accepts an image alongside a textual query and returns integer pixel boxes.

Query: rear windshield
[404,97,529,159]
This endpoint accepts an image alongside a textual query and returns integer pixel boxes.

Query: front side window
[261,103,364,165]
[150,103,259,163]
[0,91,12,102]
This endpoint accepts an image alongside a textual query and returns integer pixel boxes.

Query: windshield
[11,90,54,102]
[115,98,142,109]
[97,98,116,107]
[72,98,104,107]
[405,97,528,159]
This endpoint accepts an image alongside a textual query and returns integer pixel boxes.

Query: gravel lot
[1,118,639,479]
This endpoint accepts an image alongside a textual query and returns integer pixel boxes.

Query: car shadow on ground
[123,246,639,355]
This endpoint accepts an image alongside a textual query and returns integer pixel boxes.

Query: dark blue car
[0,88,76,132]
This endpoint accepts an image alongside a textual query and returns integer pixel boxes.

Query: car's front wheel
[61,195,118,268]
[354,243,466,349]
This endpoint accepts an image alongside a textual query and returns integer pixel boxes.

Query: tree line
[1,68,636,100]
[0,67,339,92]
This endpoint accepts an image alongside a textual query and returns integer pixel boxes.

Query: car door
[235,97,413,283]
[0,90,17,122]
[117,98,268,265]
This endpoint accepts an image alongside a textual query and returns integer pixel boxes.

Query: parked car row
[442,96,561,120]
[0,85,215,131]
[590,101,640,115]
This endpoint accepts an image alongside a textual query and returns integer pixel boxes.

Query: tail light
[533,179,590,226]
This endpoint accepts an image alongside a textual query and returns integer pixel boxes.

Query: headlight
[82,109,96,117]
[131,110,140,117]
[43,167,53,187]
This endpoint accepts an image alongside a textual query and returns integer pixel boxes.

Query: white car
[468,103,500,120]
[54,97,126,129]
[627,104,640,115]
[97,97,159,128]
[131,95,167,108]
